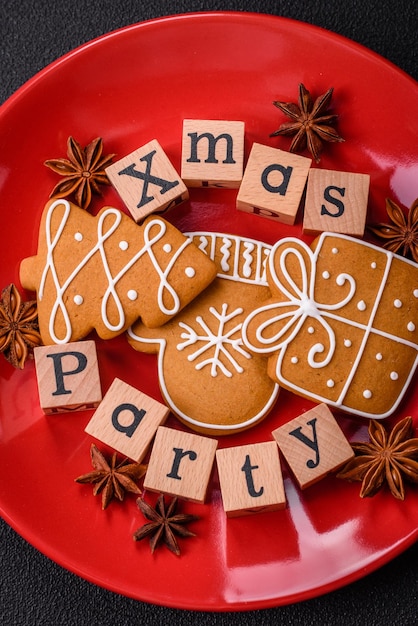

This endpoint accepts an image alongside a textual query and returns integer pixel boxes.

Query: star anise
[368,197,418,262]
[133,493,199,555]
[270,83,344,162]
[44,136,115,210]
[0,283,42,369]
[75,443,147,509]
[337,416,418,500]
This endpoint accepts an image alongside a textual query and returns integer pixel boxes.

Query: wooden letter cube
[216,442,286,517]
[105,139,189,222]
[181,119,245,188]
[34,340,102,414]
[302,168,370,236]
[272,403,354,489]
[84,377,169,461]
[236,142,311,225]
[143,426,218,502]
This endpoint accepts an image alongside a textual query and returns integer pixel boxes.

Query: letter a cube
[216,442,286,517]
[302,168,370,236]
[272,403,354,489]
[181,119,245,187]
[105,139,189,222]
[34,340,102,414]
[84,377,169,461]
[144,426,218,502]
[237,142,311,224]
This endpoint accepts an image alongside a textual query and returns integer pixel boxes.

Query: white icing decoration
[344,339,352,347]
[74,295,83,305]
[414,289,418,298]
[291,356,298,364]
[185,267,195,278]
[332,248,338,254]
[177,303,251,378]
[308,326,315,334]
[186,232,272,286]
[363,390,372,399]
[241,233,418,419]
[243,241,255,279]
[127,290,138,301]
[390,371,399,381]
[39,199,195,343]
[357,300,366,311]
[394,299,402,308]
[376,352,383,360]
[371,262,377,269]
[74,232,83,242]
[322,271,330,279]
[220,237,232,272]
[119,240,128,251]
[163,243,172,253]
[327,379,335,388]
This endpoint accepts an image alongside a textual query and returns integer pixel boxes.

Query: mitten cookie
[242,232,418,419]
[20,199,217,344]
[127,232,279,435]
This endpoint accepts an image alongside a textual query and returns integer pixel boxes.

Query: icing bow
[242,238,356,368]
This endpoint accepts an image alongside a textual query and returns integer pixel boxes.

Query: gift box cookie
[127,232,279,435]
[20,199,217,344]
[242,232,418,419]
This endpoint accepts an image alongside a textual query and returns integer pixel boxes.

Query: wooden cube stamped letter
[216,441,286,517]
[143,426,218,502]
[302,168,370,236]
[272,403,354,489]
[236,142,311,225]
[105,139,189,222]
[34,340,102,414]
[181,119,245,188]
[84,377,169,461]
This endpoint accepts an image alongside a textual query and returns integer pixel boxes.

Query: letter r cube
[34,340,102,414]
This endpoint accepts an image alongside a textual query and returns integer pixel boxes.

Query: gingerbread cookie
[20,199,217,344]
[127,232,279,435]
[242,232,418,419]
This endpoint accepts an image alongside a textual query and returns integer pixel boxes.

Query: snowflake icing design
[177,303,252,378]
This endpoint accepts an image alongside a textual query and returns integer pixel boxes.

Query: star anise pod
[75,443,147,509]
[368,197,418,262]
[0,283,42,369]
[270,83,344,162]
[44,136,115,210]
[337,416,418,500]
[133,493,199,555]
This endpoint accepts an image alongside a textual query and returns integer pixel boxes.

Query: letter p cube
[34,340,102,414]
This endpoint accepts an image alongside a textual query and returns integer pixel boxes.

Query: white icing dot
[127,290,138,301]
[390,371,399,381]
[74,232,83,242]
[414,289,418,298]
[357,300,366,311]
[363,390,372,399]
[74,295,83,305]
[163,243,172,253]
[327,379,335,388]
[344,339,352,348]
[407,321,416,332]
[376,352,383,361]
[119,241,129,251]
[332,247,339,254]
[308,326,315,334]
[371,261,377,269]
[291,356,299,364]
[394,299,402,308]
[185,267,195,278]
[322,271,330,279]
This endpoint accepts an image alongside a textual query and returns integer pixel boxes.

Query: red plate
[0,12,417,611]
